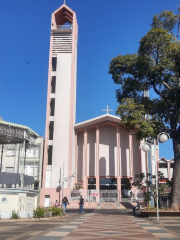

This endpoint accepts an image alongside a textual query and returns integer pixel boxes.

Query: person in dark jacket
[62,196,68,213]
[133,200,140,213]
[78,195,84,214]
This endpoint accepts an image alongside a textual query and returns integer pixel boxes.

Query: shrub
[33,206,44,219]
[10,210,20,219]
[47,206,63,216]
[144,206,172,211]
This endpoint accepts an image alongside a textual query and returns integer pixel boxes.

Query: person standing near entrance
[62,196,68,213]
[79,195,84,214]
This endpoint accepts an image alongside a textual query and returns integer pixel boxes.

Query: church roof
[0,120,38,137]
[75,114,122,130]
[53,4,74,25]
[0,119,39,144]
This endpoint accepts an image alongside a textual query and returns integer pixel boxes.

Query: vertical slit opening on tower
[50,98,55,116]
[52,57,57,71]
[49,121,54,140]
[51,76,56,93]
[48,145,53,165]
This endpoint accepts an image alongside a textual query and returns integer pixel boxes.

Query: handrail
[56,25,73,30]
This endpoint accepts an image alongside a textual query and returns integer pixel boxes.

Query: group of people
[54,195,84,214]
[55,196,140,214]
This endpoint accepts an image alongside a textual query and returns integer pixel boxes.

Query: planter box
[141,211,180,218]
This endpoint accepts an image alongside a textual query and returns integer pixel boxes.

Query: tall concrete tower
[40,4,78,207]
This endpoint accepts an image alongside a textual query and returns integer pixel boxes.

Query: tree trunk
[171,136,180,210]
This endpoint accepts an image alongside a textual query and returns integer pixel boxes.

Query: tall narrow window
[50,98,55,116]
[48,145,53,165]
[51,76,56,93]
[52,57,57,71]
[49,121,54,140]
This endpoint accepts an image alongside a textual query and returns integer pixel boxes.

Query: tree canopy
[109,10,180,210]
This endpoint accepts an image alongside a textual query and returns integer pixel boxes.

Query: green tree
[132,172,170,206]
[109,10,180,210]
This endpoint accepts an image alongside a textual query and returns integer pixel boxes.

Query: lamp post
[140,132,170,220]
[62,173,76,201]
[68,173,76,201]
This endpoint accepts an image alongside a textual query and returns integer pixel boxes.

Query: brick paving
[0,210,92,240]
[0,208,180,240]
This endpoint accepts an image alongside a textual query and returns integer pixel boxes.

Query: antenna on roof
[64,0,66,4]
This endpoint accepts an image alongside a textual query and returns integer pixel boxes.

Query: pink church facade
[75,114,143,202]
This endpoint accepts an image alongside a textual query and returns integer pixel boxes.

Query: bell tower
[40,4,78,206]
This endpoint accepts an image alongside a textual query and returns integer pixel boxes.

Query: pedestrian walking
[55,200,59,208]
[62,196,68,213]
[79,195,84,214]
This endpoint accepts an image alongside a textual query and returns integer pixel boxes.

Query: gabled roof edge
[53,4,75,15]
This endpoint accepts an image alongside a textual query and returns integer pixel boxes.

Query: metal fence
[157,195,171,208]
[70,190,119,203]
[70,190,171,207]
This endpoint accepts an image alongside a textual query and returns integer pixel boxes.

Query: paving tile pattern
[1,209,180,240]
[0,211,87,240]
[147,217,180,236]
[33,211,180,240]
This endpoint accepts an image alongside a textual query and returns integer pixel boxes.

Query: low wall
[141,211,180,217]
[0,189,38,219]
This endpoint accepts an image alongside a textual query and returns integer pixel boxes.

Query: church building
[40,3,153,207]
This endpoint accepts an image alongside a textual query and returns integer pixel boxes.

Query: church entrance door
[121,179,131,202]
[99,178,118,202]
[99,190,118,202]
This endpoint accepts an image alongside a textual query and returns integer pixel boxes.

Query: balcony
[52,24,73,33]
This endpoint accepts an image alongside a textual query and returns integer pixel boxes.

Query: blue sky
[0,0,178,160]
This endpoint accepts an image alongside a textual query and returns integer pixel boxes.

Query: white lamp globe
[159,133,168,143]
[72,173,76,177]
[142,143,150,152]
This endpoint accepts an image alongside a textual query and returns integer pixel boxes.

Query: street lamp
[62,173,76,200]
[140,132,170,220]
[68,173,76,201]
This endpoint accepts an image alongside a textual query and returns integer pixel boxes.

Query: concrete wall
[120,128,129,177]
[76,124,144,181]
[99,125,117,177]
[77,132,84,182]
[0,190,38,219]
[132,135,141,175]
[51,53,72,188]
[87,129,96,176]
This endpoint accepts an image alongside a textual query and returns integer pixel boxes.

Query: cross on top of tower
[102,105,113,114]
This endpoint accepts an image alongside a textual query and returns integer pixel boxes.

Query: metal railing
[56,25,73,30]
[70,190,120,203]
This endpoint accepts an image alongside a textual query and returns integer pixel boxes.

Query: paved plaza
[0,209,180,240]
